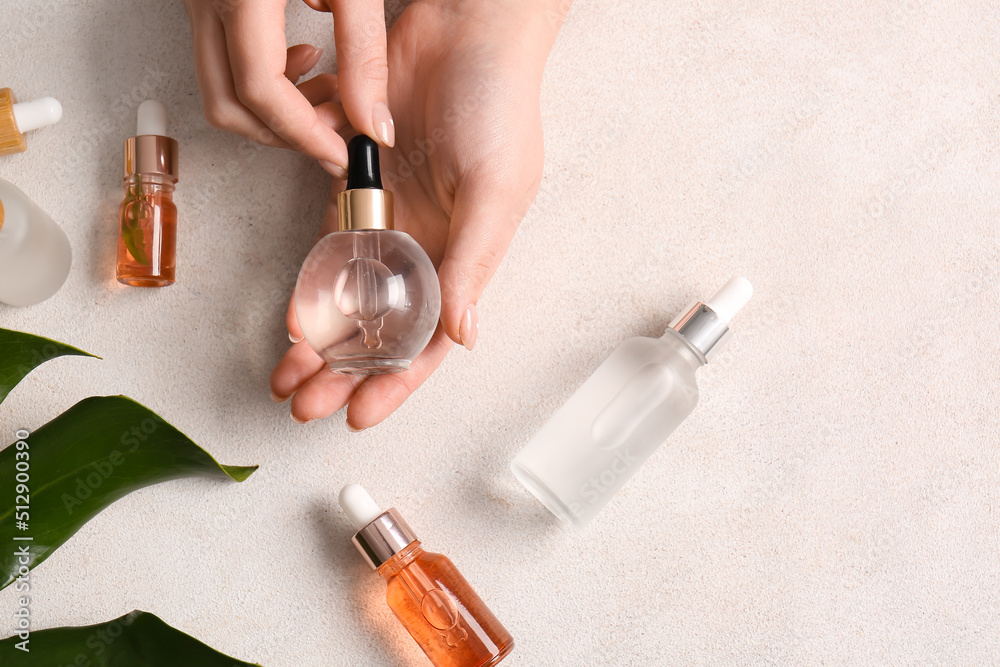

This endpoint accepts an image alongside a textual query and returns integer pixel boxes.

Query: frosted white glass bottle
[0,179,72,306]
[511,277,752,527]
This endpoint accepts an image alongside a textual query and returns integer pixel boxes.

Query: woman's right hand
[182,0,396,177]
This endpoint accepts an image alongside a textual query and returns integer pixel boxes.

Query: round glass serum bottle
[294,135,441,374]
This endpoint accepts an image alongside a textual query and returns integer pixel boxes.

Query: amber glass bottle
[116,101,178,287]
[380,541,514,666]
[340,485,514,667]
[117,174,177,286]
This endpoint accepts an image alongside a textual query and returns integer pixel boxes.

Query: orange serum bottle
[116,100,178,287]
[339,484,514,667]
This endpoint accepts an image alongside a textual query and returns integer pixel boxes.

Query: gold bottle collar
[337,189,394,231]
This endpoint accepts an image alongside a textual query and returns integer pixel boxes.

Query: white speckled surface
[1,1,998,664]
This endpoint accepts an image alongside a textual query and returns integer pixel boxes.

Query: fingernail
[304,47,323,73]
[346,421,366,433]
[372,102,395,147]
[291,413,310,424]
[320,160,348,179]
[459,304,479,351]
[289,332,304,344]
[270,389,287,403]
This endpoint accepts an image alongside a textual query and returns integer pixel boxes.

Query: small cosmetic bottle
[0,88,62,155]
[294,135,440,374]
[116,100,179,287]
[339,484,514,666]
[0,179,72,306]
[511,277,753,527]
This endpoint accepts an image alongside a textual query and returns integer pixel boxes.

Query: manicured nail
[291,413,310,424]
[372,102,395,147]
[346,421,366,433]
[304,47,323,73]
[270,389,287,403]
[459,304,479,351]
[320,160,348,179]
[289,332,304,344]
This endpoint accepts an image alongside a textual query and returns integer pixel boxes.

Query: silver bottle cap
[667,277,753,361]
[668,302,731,361]
[351,508,418,569]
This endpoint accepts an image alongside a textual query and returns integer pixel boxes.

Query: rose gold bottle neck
[124,135,178,182]
[351,507,418,569]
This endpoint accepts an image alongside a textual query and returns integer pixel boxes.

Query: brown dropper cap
[0,88,28,155]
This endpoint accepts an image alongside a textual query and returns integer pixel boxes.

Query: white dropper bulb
[136,100,168,136]
[12,97,62,134]
[339,484,383,530]
[706,276,753,325]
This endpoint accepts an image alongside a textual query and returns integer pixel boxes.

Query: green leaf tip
[222,464,260,482]
[0,328,99,405]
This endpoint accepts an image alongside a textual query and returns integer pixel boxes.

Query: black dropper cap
[346,135,383,190]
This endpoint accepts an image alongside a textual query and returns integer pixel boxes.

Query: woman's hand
[183,0,396,177]
[270,0,571,429]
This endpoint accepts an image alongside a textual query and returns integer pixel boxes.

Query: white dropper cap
[339,484,383,530]
[706,276,753,325]
[136,100,168,136]
[12,97,62,134]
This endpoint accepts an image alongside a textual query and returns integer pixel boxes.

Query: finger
[285,43,323,83]
[345,327,453,430]
[437,170,534,350]
[328,0,394,147]
[297,75,349,132]
[289,368,367,423]
[296,73,339,106]
[221,2,349,174]
[270,340,325,400]
[188,6,290,148]
[313,101,351,134]
[286,294,304,343]
[301,0,331,11]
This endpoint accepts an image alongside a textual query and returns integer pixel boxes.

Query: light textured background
[2,1,998,664]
